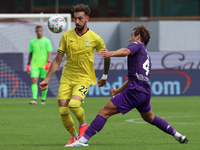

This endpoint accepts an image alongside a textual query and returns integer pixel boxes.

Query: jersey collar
[75,28,89,37]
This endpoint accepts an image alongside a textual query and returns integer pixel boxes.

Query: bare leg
[98,100,120,119]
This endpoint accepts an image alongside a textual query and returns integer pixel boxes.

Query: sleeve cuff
[57,49,65,54]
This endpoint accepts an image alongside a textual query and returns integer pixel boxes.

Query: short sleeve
[126,42,139,56]
[96,37,106,52]
[29,41,33,52]
[46,39,53,52]
[57,34,66,54]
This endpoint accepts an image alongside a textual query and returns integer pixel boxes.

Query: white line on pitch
[125,115,200,125]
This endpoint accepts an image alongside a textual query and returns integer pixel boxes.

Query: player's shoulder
[42,36,51,41]
[30,37,37,42]
[87,29,102,39]
[62,28,75,36]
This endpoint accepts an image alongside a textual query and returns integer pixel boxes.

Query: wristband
[101,74,108,80]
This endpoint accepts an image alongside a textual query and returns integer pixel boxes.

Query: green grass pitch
[0,96,199,150]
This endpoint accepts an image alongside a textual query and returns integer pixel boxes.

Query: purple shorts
[111,89,151,115]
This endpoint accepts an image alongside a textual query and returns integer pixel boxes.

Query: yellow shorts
[58,78,91,100]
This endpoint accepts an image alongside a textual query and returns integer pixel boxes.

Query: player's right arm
[40,33,66,91]
[27,40,33,74]
[39,52,64,91]
[109,80,128,96]
[27,52,32,73]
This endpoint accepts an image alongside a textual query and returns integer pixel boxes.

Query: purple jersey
[126,42,151,94]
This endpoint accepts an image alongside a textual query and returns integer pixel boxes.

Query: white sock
[72,133,79,139]
[79,136,88,143]
[79,122,86,127]
[174,131,182,141]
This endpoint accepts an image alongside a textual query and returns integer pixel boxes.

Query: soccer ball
[48,15,66,33]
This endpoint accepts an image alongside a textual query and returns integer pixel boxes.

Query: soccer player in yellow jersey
[39,4,110,147]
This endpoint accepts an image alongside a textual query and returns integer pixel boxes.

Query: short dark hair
[71,4,91,16]
[133,25,151,46]
[36,25,42,30]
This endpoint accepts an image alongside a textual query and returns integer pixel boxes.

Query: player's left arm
[98,48,131,58]
[96,37,111,87]
[98,57,110,87]
[47,52,52,62]
[109,80,128,96]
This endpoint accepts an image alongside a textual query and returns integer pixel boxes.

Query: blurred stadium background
[0,0,200,98]
[1,1,200,150]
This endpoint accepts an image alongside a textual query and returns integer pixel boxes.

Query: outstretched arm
[39,52,64,90]
[109,80,128,96]
[98,48,131,58]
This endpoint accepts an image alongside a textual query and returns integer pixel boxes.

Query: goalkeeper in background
[27,25,53,105]
[39,4,110,147]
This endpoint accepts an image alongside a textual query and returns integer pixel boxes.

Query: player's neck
[137,40,145,45]
[37,35,43,39]
[76,26,89,36]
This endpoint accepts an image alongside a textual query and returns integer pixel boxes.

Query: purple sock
[151,116,176,136]
[83,115,107,140]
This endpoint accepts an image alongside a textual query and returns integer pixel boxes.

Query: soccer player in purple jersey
[69,25,188,147]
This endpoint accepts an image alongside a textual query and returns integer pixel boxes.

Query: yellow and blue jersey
[58,28,106,85]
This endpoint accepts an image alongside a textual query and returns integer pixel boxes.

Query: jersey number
[78,85,88,96]
[143,59,150,76]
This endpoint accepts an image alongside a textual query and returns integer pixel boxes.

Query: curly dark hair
[35,25,42,30]
[71,4,91,16]
[133,25,151,46]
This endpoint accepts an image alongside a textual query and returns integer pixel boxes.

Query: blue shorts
[111,89,151,115]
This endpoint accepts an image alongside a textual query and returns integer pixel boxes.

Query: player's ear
[86,15,89,21]
[137,34,141,41]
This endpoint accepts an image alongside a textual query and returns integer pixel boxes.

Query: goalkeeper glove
[44,61,50,71]
[26,63,30,74]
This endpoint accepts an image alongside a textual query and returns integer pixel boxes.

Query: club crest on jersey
[85,40,91,46]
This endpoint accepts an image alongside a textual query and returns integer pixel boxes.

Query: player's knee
[59,107,69,116]
[98,106,110,119]
[142,116,154,124]
[68,99,81,108]
[31,78,38,84]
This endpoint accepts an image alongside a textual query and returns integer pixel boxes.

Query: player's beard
[76,23,85,31]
